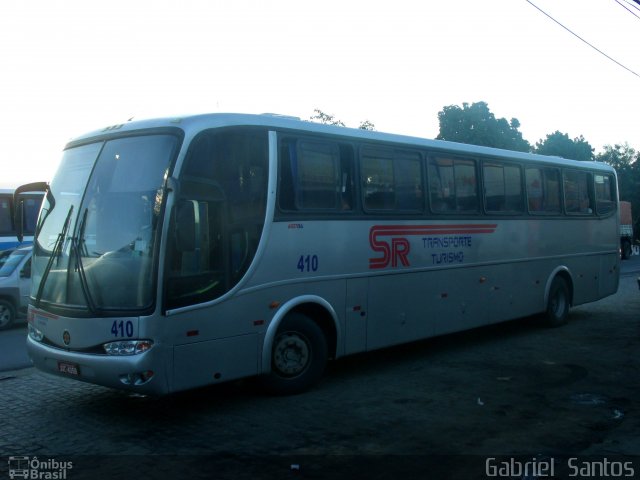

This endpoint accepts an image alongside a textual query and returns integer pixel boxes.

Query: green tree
[358,119,376,131]
[596,143,640,237]
[596,143,638,173]
[534,131,594,161]
[310,109,345,127]
[436,101,530,152]
[310,109,375,130]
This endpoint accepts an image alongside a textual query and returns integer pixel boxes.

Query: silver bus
[17,113,619,395]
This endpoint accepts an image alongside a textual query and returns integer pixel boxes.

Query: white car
[0,246,32,330]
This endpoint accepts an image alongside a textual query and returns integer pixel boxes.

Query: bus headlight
[103,340,153,356]
[28,324,44,342]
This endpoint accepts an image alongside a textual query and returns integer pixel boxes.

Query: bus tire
[543,277,570,327]
[263,313,328,395]
[0,299,16,330]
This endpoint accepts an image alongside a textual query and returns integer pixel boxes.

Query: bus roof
[67,112,614,173]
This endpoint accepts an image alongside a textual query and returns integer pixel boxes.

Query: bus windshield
[32,134,178,313]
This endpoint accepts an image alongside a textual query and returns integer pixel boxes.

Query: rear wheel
[263,313,328,395]
[543,277,570,327]
[0,300,16,330]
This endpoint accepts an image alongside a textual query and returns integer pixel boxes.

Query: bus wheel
[544,277,570,327]
[264,313,328,395]
[0,300,16,330]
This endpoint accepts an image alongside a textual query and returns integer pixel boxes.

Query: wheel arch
[261,295,340,375]
[0,293,18,312]
[544,267,574,308]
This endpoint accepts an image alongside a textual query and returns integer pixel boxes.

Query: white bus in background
[17,113,619,396]
[0,188,43,251]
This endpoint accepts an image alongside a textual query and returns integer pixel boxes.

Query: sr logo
[368,224,497,270]
[369,228,410,269]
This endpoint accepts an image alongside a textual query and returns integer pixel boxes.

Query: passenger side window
[279,139,354,211]
[360,148,422,211]
[526,167,561,214]
[361,150,394,210]
[594,174,615,215]
[563,170,593,215]
[298,142,338,209]
[0,197,11,234]
[483,162,523,213]
[396,154,423,211]
[428,156,478,213]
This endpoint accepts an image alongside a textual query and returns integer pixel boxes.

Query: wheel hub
[273,332,310,377]
[0,306,10,327]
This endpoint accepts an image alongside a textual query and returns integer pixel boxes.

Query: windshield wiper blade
[76,207,89,257]
[35,205,73,308]
[73,208,98,314]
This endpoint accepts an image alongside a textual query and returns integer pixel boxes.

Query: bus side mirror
[14,201,24,243]
[174,200,197,252]
[14,182,49,243]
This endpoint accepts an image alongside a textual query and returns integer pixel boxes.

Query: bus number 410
[111,320,134,338]
[297,255,318,272]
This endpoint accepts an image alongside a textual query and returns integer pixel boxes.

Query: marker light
[103,340,153,356]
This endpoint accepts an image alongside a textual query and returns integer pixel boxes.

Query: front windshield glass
[32,133,179,312]
[0,250,27,277]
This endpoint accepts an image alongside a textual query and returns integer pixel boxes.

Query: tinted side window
[361,148,422,212]
[361,149,394,210]
[279,139,354,212]
[563,170,593,215]
[166,129,268,309]
[298,142,338,209]
[483,162,523,213]
[594,174,616,215]
[395,154,423,211]
[526,167,561,214]
[0,196,12,234]
[429,156,478,213]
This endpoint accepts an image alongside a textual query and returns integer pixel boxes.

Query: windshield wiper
[73,208,98,314]
[35,205,73,308]
[76,208,89,256]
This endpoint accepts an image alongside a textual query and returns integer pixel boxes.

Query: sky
[1,0,639,188]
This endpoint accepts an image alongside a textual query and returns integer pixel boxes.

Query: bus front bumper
[26,336,170,396]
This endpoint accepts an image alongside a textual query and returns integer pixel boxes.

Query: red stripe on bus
[30,308,59,320]
[370,224,497,237]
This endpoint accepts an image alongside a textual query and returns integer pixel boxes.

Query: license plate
[58,361,80,376]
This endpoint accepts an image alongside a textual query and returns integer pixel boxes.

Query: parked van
[0,247,32,329]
